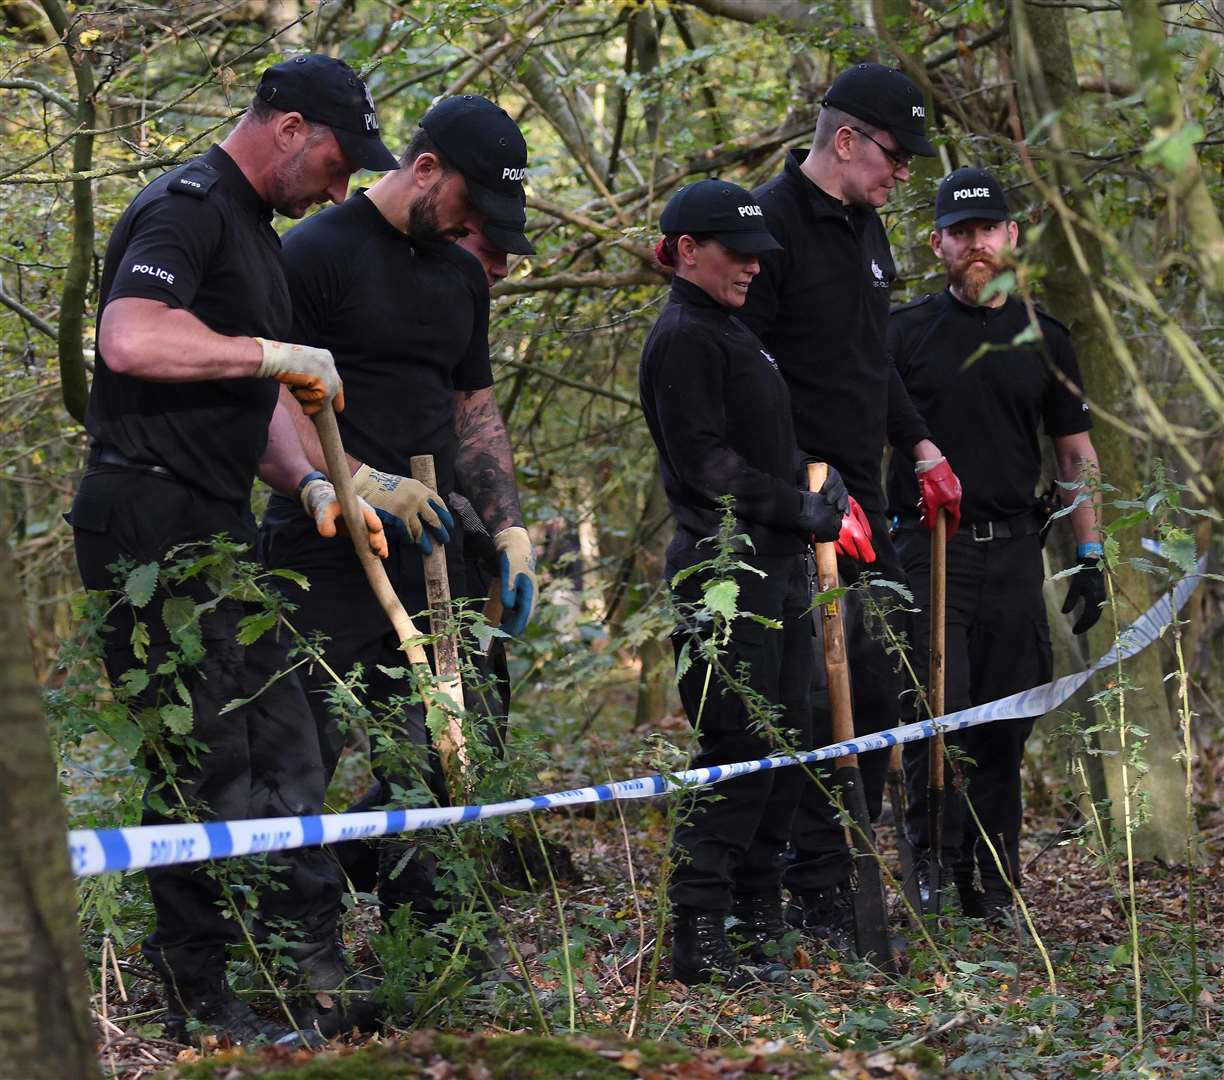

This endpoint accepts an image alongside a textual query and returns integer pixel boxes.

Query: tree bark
[1121,0,1224,299]
[1011,0,1190,861]
[0,501,100,1078]
[39,0,93,424]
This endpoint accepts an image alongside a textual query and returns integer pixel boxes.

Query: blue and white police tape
[67,557,1206,878]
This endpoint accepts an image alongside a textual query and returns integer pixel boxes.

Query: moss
[171,1030,936,1079]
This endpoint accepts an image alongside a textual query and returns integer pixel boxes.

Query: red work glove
[916,456,962,537]
[835,496,876,563]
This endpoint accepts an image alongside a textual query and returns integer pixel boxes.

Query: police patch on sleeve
[169,162,219,199]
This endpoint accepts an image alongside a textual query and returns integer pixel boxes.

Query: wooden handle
[409,455,467,772]
[929,508,947,788]
[807,462,858,762]
[312,406,429,667]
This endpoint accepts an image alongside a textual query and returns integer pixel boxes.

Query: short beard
[948,250,1001,305]
[266,127,330,218]
[407,183,445,244]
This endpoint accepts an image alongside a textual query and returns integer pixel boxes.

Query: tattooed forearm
[454,387,523,535]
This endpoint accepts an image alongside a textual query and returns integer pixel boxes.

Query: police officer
[739,62,963,949]
[259,95,537,924]
[640,179,848,986]
[68,56,396,1043]
[889,166,1103,919]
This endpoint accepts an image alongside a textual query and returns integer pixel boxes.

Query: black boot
[729,892,794,965]
[285,936,380,1038]
[672,908,785,988]
[796,882,855,955]
[160,967,315,1047]
[913,851,960,915]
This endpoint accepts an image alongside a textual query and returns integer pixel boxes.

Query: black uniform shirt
[740,150,930,512]
[279,191,491,498]
[639,276,808,566]
[886,289,1092,524]
[86,144,291,504]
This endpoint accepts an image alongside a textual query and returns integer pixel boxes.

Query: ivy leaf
[702,579,739,623]
[124,562,160,608]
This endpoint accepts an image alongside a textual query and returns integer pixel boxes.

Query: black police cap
[934,166,1009,229]
[823,62,935,158]
[660,179,781,255]
[420,95,534,255]
[257,55,397,172]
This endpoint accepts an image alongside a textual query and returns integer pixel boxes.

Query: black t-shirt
[280,191,491,495]
[739,151,930,512]
[86,144,290,505]
[886,290,1092,524]
[639,277,807,567]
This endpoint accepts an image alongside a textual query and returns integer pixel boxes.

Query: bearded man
[886,166,1104,921]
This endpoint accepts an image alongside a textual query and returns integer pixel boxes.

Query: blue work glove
[493,526,536,636]
[352,464,454,555]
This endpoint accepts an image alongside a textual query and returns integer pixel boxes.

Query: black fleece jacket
[740,151,930,511]
[640,276,809,565]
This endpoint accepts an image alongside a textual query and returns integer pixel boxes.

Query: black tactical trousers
[895,527,1051,889]
[668,551,813,912]
[260,517,478,917]
[783,510,907,895]
[70,468,340,984]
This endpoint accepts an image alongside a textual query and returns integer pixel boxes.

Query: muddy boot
[285,936,380,1038]
[796,881,856,955]
[160,966,315,1047]
[729,892,794,965]
[672,908,786,988]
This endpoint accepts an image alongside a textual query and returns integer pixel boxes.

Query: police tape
[67,557,1206,878]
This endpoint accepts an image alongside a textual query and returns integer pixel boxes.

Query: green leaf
[95,702,144,758]
[1010,323,1039,346]
[268,567,310,590]
[161,596,195,634]
[977,271,1015,306]
[702,579,739,623]
[129,620,150,662]
[124,562,160,608]
[1141,121,1204,173]
[1109,940,1132,967]
[160,703,194,736]
[237,610,278,645]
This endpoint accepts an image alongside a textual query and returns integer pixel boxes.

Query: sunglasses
[851,126,912,171]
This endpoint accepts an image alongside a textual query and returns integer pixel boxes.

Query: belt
[92,445,176,479]
[962,508,1046,543]
[894,507,1046,542]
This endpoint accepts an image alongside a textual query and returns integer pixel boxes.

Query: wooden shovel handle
[311,405,428,667]
[807,462,858,763]
[929,509,947,788]
[409,455,467,771]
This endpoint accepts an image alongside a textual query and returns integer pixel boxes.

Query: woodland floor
[78,719,1224,1080]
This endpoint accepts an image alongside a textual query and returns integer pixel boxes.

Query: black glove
[796,464,849,542]
[1061,555,1106,634]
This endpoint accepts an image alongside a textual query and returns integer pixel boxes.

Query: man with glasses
[739,63,963,953]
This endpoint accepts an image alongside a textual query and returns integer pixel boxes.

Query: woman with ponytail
[638,179,849,988]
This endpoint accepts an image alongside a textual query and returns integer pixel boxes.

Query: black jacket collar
[204,144,273,223]
[669,274,730,315]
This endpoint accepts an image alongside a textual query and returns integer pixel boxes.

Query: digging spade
[311,406,467,786]
[807,463,893,969]
[926,508,947,915]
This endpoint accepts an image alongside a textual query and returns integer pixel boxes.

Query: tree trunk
[1011,0,1190,861]
[633,470,675,730]
[40,0,93,424]
[0,501,100,1077]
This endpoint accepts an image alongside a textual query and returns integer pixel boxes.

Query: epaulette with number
[168,161,219,199]
[889,292,934,318]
